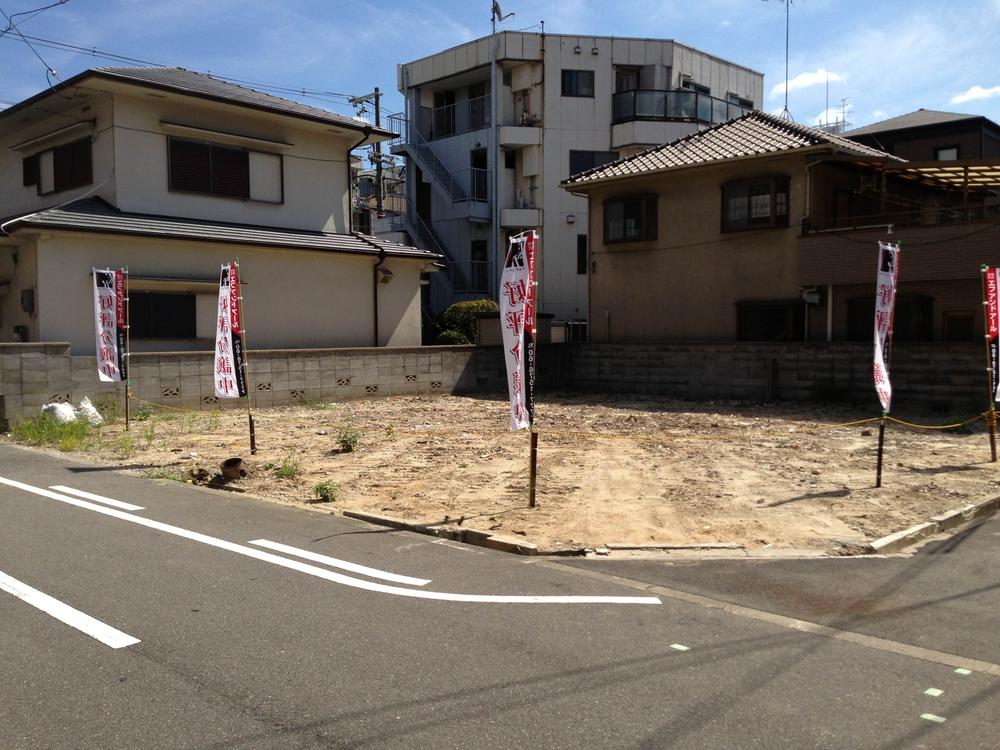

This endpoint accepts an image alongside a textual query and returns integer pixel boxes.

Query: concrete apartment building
[391,31,763,339]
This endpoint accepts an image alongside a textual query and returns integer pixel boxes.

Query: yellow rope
[885,413,986,430]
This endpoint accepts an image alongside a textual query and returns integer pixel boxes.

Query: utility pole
[374,87,383,216]
[350,88,385,218]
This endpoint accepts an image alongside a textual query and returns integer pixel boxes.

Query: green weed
[93,396,119,424]
[275,453,301,479]
[133,403,154,422]
[337,426,362,453]
[117,433,137,459]
[145,467,186,483]
[312,480,339,503]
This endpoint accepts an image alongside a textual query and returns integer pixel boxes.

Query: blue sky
[2,0,1000,131]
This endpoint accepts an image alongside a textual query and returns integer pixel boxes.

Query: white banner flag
[500,231,538,431]
[214,262,248,399]
[92,268,128,382]
[873,242,901,413]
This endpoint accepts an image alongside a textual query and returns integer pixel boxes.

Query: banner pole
[528,429,538,508]
[234,259,257,455]
[124,266,131,432]
[981,266,997,462]
[875,412,886,488]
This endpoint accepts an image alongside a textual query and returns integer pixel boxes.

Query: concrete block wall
[0,343,507,427]
[1,341,988,428]
[552,342,988,412]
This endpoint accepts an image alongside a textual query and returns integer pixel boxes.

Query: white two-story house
[0,67,440,354]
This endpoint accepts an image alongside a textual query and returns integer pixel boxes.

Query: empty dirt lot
[11,393,999,554]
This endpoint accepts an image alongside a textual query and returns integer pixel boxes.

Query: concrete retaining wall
[552,342,986,412]
[0,341,988,428]
[0,343,506,426]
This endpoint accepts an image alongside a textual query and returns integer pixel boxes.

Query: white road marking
[670,643,690,651]
[249,539,431,587]
[920,713,946,723]
[0,477,661,605]
[50,485,144,512]
[954,668,972,675]
[0,569,140,649]
[924,688,943,697]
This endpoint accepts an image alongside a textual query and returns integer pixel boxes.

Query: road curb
[867,496,1000,554]
[342,509,540,555]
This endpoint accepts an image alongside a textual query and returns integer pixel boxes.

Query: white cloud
[950,85,1000,104]
[770,68,844,99]
[871,110,887,120]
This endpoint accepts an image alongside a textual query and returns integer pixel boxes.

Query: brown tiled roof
[563,111,899,187]
[1,198,439,261]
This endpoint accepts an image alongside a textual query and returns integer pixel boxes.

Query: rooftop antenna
[764,0,795,121]
[492,1,514,34]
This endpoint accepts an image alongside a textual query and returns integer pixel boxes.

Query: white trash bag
[75,397,104,427]
[41,402,77,424]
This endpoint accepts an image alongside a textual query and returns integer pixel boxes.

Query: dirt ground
[10,393,1000,553]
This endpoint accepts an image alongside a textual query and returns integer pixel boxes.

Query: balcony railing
[612,89,750,126]
[803,203,1000,233]
[429,95,491,140]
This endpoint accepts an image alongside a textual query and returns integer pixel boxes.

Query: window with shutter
[169,139,212,193]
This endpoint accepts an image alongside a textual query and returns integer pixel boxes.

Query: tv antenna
[764,0,795,121]
[492,1,514,34]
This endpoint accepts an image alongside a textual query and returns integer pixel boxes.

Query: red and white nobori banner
[985,266,1000,403]
[873,242,901,412]
[214,262,248,399]
[92,268,128,382]
[500,231,538,431]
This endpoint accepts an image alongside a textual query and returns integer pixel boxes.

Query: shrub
[312,480,339,503]
[275,453,301,479]
[435,329,470,345]
[12,413,91,451]
[337,426,362,453]
[439,298,499,344]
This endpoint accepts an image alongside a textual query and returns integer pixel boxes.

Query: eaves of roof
[0,68,395,141]
[1,198,439,262]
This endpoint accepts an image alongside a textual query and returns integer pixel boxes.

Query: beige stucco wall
[0,88,117,220]
[0,240,39,342]
[584,155,806,342]
[27,231,424,354]
[109,88,358,233]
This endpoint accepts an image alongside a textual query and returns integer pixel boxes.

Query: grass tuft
[275,453,301,479]
[12,413,91,452]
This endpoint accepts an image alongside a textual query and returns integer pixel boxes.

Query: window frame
[681,79,710,95]
[721,175,790,232]
[568,149,617,178]
[561,69,595,98]
[25,137,93,196]
[603,193,658,244]
[934,145,960,161]
[128,291,198,340]
[166,136,283,203]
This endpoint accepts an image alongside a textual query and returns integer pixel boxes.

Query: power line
[0,31,369,112]
[0,4,59,80]
[0,0,69,41]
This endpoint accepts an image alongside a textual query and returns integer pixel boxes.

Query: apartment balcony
[499,123,542,150]
[427,95,491,141]
[501,207,542,228]
[611,89,750,148]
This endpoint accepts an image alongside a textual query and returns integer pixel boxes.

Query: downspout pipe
[373,249,386,347]
[348,125,374,233]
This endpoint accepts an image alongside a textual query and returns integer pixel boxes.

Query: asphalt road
[1,442,998,749]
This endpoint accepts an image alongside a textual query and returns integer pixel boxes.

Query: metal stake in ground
[980,265,998,462]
